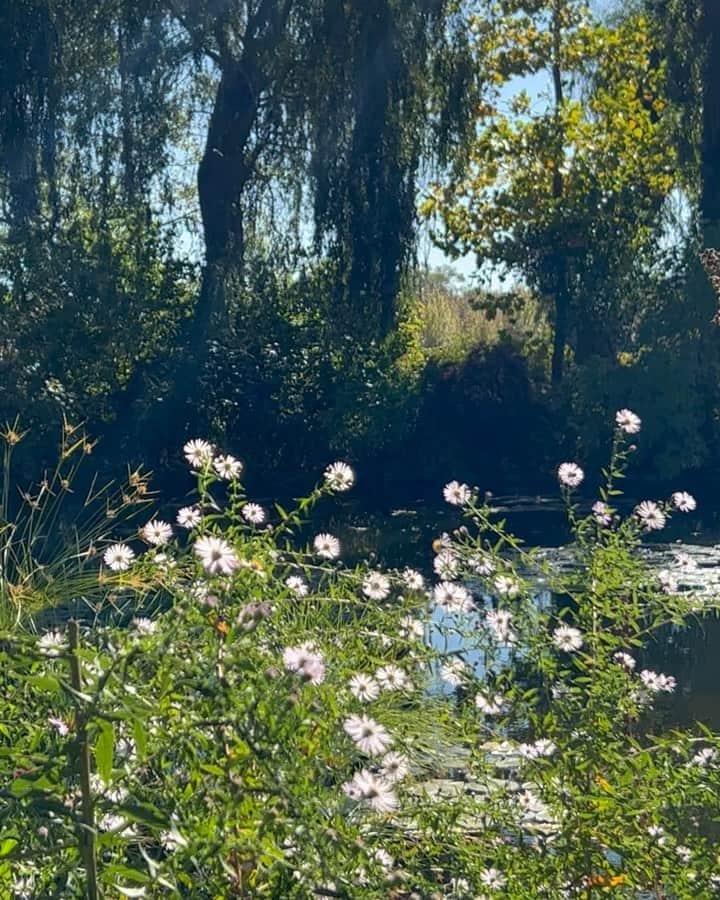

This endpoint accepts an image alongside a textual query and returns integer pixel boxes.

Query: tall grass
[0,417,154,630]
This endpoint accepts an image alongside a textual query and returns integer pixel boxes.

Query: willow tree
[422,0,679,383]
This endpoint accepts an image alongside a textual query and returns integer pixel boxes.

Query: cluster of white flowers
[613,651,636,671]
[592,500,612,526]
[440,657,469,687]
[484,608,517,645]
[285,575,309,597]
[475,692,505,716]
[639,669,677,694]
[398,615,425,641]
[283,643,326,685]
[518,738,557,759]
[433,547,459,580]
[494,574,519,597]
[342,769,397,813]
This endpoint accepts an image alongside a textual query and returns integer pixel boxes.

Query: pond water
[327,496,720,730]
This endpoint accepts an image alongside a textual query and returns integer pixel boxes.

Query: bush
[1,417,719,897]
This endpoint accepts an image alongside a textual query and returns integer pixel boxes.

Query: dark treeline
[1,0,719,507]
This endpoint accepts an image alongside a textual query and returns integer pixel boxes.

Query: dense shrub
[1,415,719,897]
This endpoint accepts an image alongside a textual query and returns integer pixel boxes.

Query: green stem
[68,620,99,900]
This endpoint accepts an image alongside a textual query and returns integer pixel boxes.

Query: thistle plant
[0,414,718,898]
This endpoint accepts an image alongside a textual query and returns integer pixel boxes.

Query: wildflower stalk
[68,620,99,900]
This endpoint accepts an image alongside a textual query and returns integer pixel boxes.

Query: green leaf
[0,838,18,857]
[116,801,168,828]
[27,674,60,693]
[132,718,147,761]
[95,721,115,785]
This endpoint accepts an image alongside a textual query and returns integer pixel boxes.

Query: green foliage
[0,419,719,896]
[422,0,685,372]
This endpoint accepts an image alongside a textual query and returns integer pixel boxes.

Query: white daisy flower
[485,608,517,645]
[433,581,474,614]
[675,845,692,863]
[349,673,381,702]
[283,643,325,684]
[475,692,505,716]
[613,651,636,671]
[469,553,495,576]
[674,551,697,570]
[103,542,135,571]
[285,575,309,597]
[131,617,157,636]
[672,491,696,512]
[440,658,469,687]
[176,506,202,529]
[557,462,584,488]
[213,454,243,480]
[494,574,519,597]
[194,535,239,575]
[635,500,666,531]
[343,715,392,756]
[639,669,676,693]
[362,572,391,601]
[398,615,425,640]
[401,568,425,591]
[592,501,612,525]
[313,533,340,559]
[480,867,507,890]
[373,848,395,869]
[519,738,557,759]
[183,438,213,468]
[690,748,716,767]
[433,548,459,580]
[324,461,355,492]
[38,629,65,656]
[443,480,472,506]
[658,569,677,593]
[241,503,266,525]
[48,715,70,736]
[615,409,641,434]
[552,624,583,652]
[140,519,172,546]
[380,751,410,783]
[375,665,411,691]
[342,769,397,813]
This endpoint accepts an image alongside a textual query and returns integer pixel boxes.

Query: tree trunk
[101,57,262,466]
[550,0,568,385]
